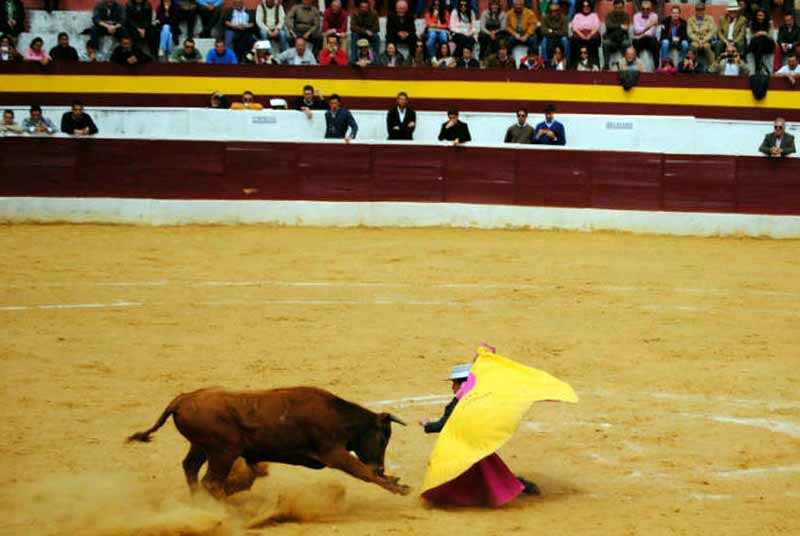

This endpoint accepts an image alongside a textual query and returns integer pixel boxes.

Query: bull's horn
[389,414,407,426]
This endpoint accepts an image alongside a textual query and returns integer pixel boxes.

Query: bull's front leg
[317,448,411,496]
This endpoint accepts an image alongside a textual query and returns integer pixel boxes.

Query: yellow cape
[420,348,578,494]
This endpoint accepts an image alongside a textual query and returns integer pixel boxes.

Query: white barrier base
[2,197,800,239]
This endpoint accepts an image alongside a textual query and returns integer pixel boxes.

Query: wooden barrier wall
[2,137,800,216]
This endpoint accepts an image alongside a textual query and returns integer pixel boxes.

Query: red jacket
[319,47,348,65]
[322,8,348,34]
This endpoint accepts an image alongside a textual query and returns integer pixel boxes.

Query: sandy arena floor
[1,225,799,536]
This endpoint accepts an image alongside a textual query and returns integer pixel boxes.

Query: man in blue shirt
[532,104,566,145]
[324,94,358,142]
[206,38,238,64]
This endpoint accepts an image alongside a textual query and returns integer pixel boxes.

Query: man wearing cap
[533,104,566,146]
[688,2,716,67]
[759,118,796,158]
[715,0,748,59]
[350,0,380,61]
[421,363,472,433]
[351,38,376,66]
[246,40,279,64]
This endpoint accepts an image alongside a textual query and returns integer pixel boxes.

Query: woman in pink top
[24,37,51,65]
[570,0,601,67]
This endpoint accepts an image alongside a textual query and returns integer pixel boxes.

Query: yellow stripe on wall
[2,74,797,110]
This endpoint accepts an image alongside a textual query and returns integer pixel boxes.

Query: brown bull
[127,387,410,498]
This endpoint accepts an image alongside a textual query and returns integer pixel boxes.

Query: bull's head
[354,412,406,476]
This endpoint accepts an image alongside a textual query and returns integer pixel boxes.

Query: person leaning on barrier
[295,85,326,120]
[532,104,565,145]
[387,91,416,141]
[111,35,152,65]
[438,109,471,146]
[485,44,515,69]
[504,108,533,144]
[324,94,358,143]
[230,90,264,110]
[277,36,317,64]
[775,53,800,87]
[171,38,204,62]
[61,101,98,136]
[209,91,230,109]
[50,32,80,62]
[1,109,23,135]
[760,118,796,158]
[23,105,56,135]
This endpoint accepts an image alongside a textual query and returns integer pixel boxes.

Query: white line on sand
[681,413,800,439]
[0,301,143,312]
[718,466,800,478]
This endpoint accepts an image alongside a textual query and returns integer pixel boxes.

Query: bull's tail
[126,396,181,443]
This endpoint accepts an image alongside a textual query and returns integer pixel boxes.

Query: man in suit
[533,104,566,145]
[759,118,796,158]
[387,92,417,141]
[438,109,472,146]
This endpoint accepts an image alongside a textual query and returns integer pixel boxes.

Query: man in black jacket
[111,35,152,65]
[88,0,125,56]
[438,109,471,146]
[50,33,80,62]
[386,92,416,141]
[61,101,99,136]
[386,0,416,50]
[0,0,25,38]
[759,117,796,158]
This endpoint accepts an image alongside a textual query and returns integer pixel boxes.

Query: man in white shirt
[277,36,317,64]
[775,54,800,86]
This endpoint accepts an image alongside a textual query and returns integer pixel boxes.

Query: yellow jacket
[505,7,538,37]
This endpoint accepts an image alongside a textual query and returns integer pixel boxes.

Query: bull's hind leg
[182,443,207,495]
[317,447,411,495]
[201,451,238,499]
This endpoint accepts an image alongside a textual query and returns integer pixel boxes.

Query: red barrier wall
[2,137,800,216]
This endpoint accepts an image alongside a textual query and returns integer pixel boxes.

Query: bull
[127,387,410,498]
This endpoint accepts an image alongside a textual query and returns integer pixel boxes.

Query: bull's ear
[380,412,407,426]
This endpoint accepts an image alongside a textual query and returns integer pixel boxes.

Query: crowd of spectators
[1,101,98,135]
[0,0,798,76]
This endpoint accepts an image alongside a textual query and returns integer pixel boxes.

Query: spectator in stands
[320,34,348,65]
[759,117,795,157]
[575,45,599,71]
[0,0,24,39]
[224,0,257,60]
[710,43,748,75]
[518,45,544,70]
[244,39,277,63]
[276,35,315,64]
[479,0,507,59]
[570,1,600,67]
[1,109,23,134]
[206,37,238,63]
[171,37,203,62]
[438,109,471,145]
[0,34,22,62]
[126,0,157,57]
[632,0,663,19]
[547,44,567,70]
[716,0,748,59]
[23,105,56,135]
[156,0,180,59]
[324,94,357,142]
[425,0,450,59]
[387,91,416,140]
[506,0,538,56]
[174,0,198,40]
[687,2,716,68]
[209,91,230,108]
[504,108,533,144]
[50,33,79,62]
[24,37,51,65]
[656,56,677,73]
[432,41,455,67]
[197,0,222,38]
[775,53,799,86]
[612,45,645,71]
[88,0,125,59]
[61,101,98,136]
[455,45,479,67]
[602,0,630,70]
[679,48,705,73]
[749,8,774,71]
[486,43,515,69]
[231,90,264,109]
[541,2,568,65]
[295,85,325,119]
[409,38,429,67]
[44,0,59,14]
[256,0,287,52]
[286,0,321,54]
[776,13,800,70]
[387,1,416,52]
[351,37,376,66]
[111,35,152,64]
[533,104,565,145]
[350,0,379,61]
[380,41,407,66]
[632,0,660,68]
[450,0,477,58]
[661,6,689,63]
[322,0,347,44]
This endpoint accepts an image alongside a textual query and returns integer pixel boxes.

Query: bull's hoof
[394,483,412,496]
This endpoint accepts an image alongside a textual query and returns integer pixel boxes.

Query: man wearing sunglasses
[504,108,533,144]
[759,118,796,158]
